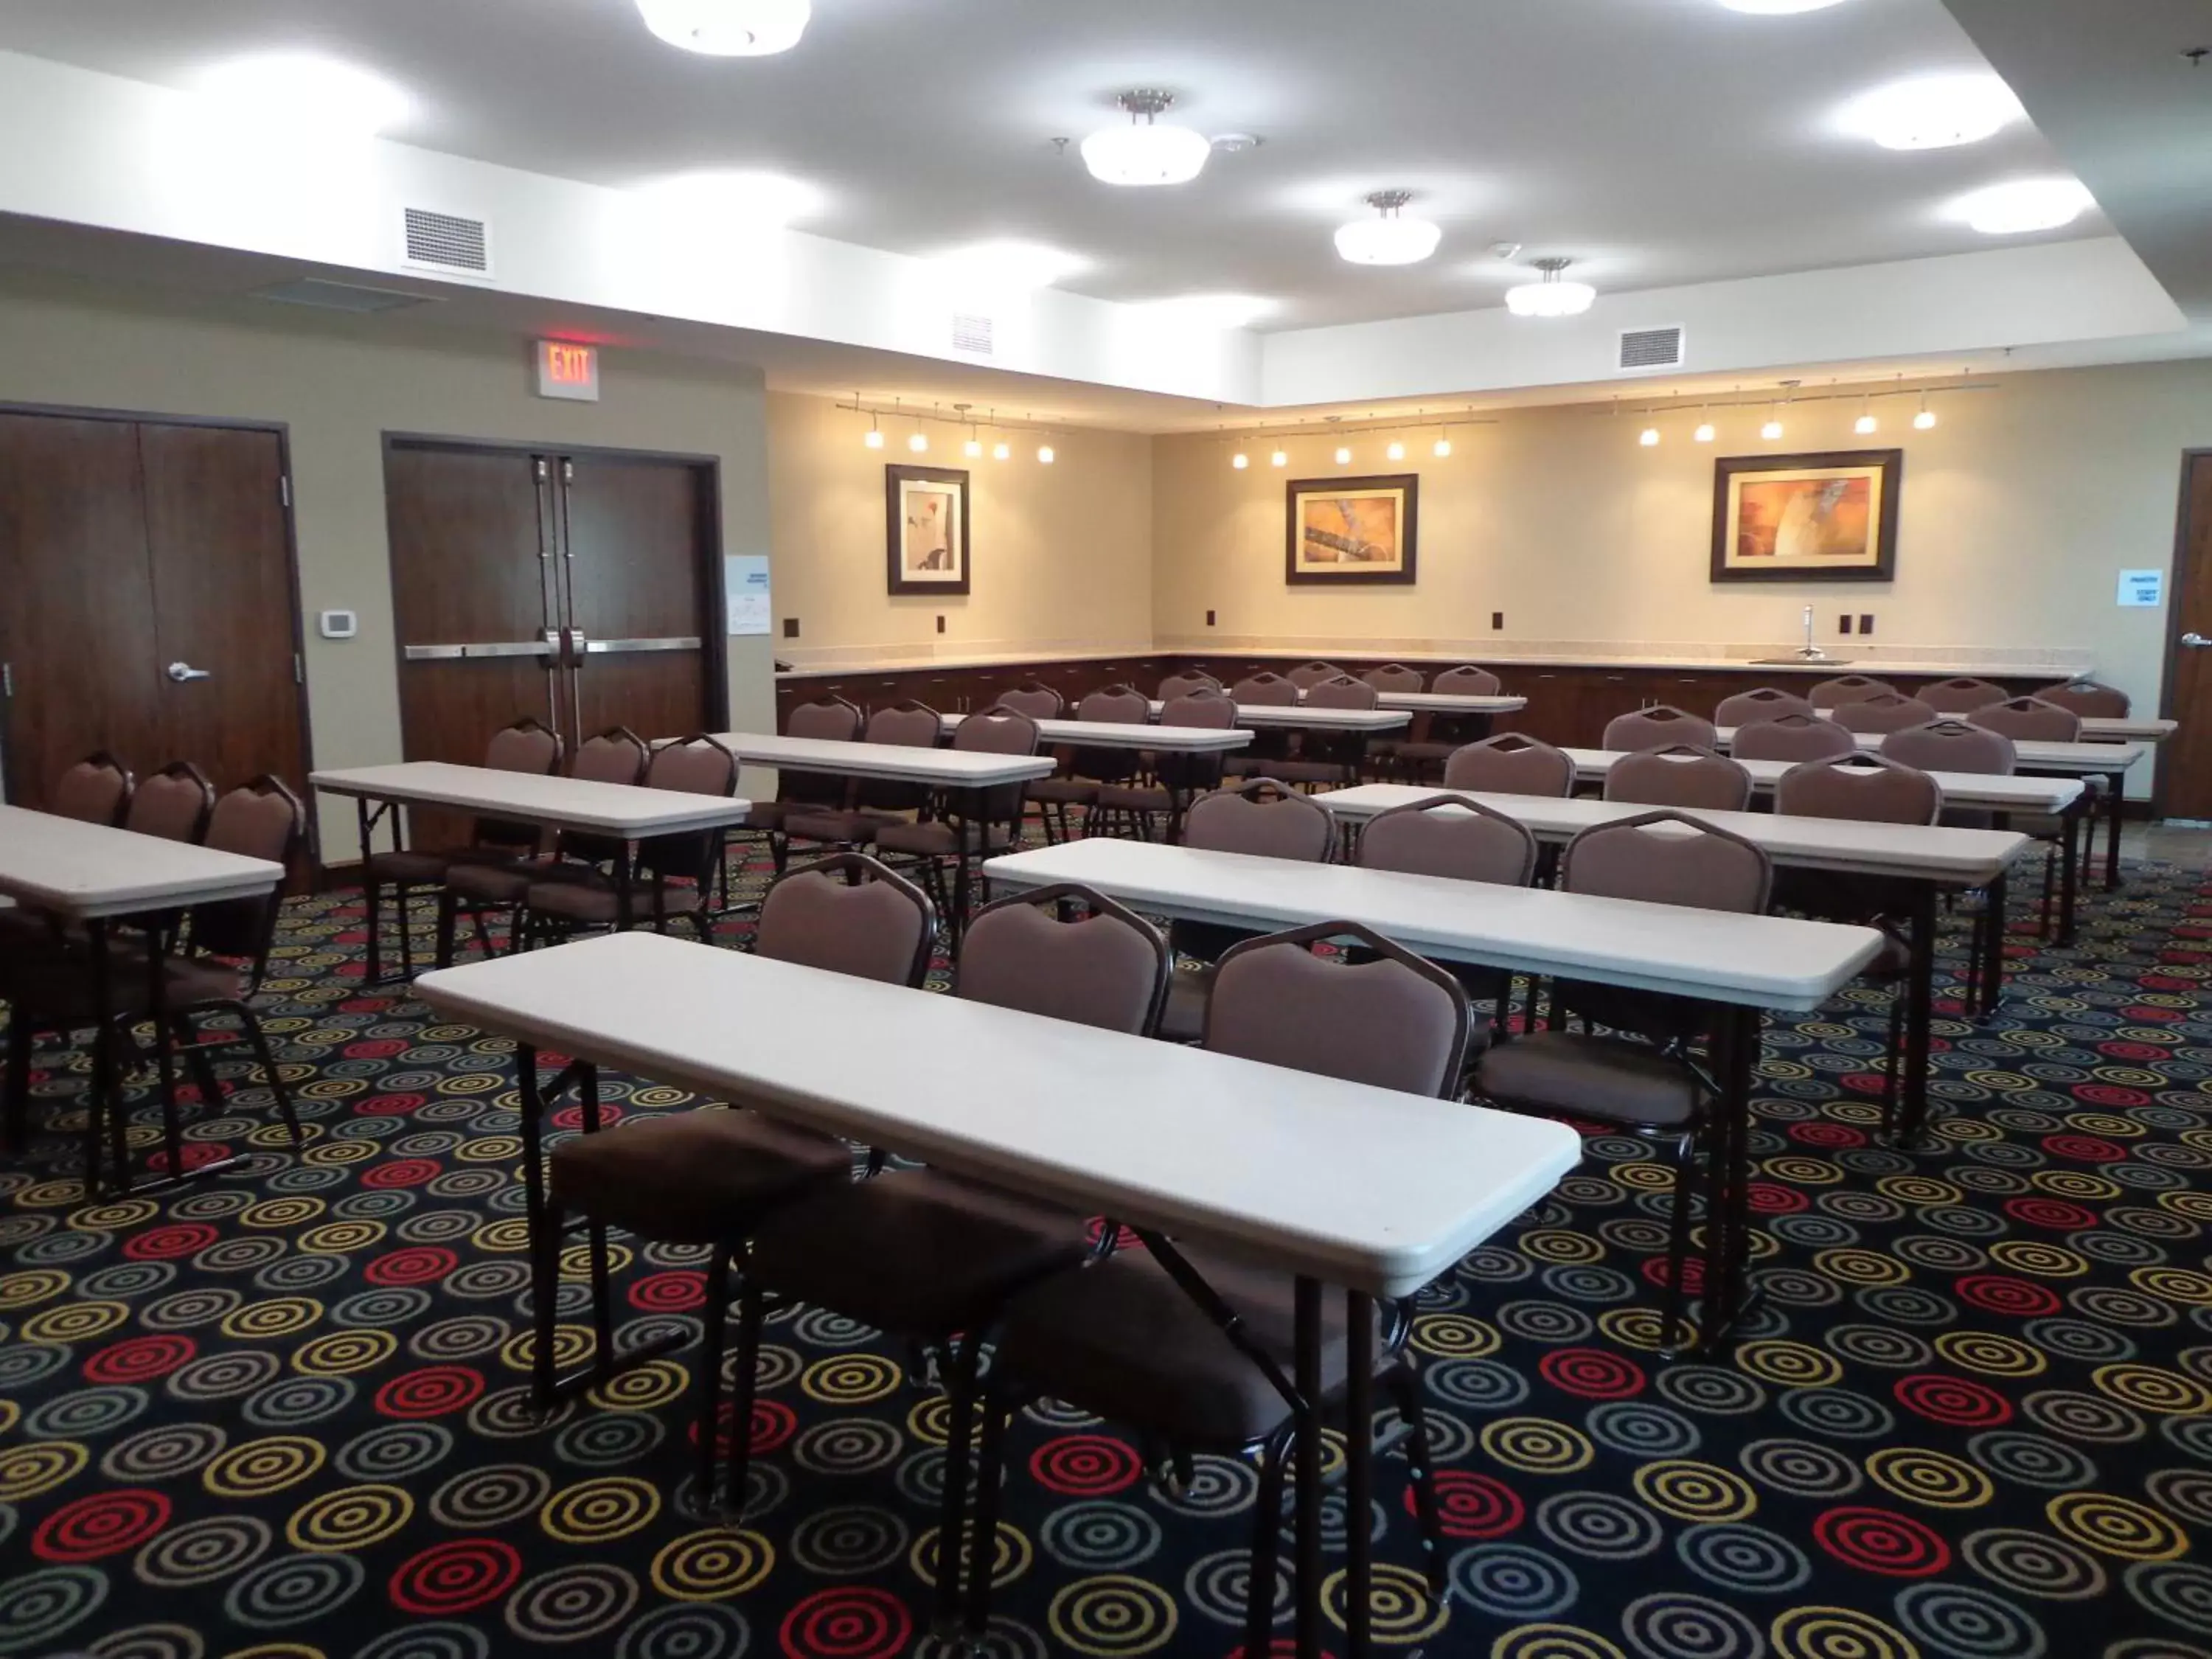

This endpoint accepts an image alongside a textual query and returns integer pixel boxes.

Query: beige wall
[0,272,776,857]
[767,390,1153,667]
[1152,360,2212,718]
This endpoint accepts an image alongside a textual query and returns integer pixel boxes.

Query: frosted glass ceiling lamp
[1386,439,1406,462]
[908,432,928,453]
[1694,420,1717,444]
[1271,448,1290,468]
[1840,74,2022,150]
[1037,445,1057,465]
[1231,445,1249,470]
[1433,434,1453,459]
[1955,178,2094,235]
[992,441,1011,462]
[1914,392,1938,430]
[1082,91,1211,187]
[1334,445,1353,465]
[1335,192,1441,266]
[636,0,810,56]
[1639,426,1661,448]
[1506,257,1596,318]
[862,411,884,450]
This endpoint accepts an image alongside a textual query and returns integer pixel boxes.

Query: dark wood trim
[1710,449,1902,584]
[697,462,732,732]
[383,431,725,470]
[1284,473,1419,586]
[0,400,291,438]
[2154,447,2212,816]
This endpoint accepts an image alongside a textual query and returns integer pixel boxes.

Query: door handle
[2185,633,2212,649]
[167,662,212,683]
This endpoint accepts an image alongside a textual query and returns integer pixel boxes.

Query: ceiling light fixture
[1954,177,2096,235]
[908,432,928,453]
[1433,434,1453,458]
[1037,444,1057,465]
[992,441,1011,462]
[1694,404,1717,443]
[1082,90,1210,187]
[1761,401,1785,441]
[863,408,884,450]
[1335,191,1441,267]
[1386,439,1407,462]
[196,54,411,136]
[1717,0,1848,13]
[1271,446,1290,468]
[1506,257,1597,318]
[1640,425,1661,448]
[1232,445,1250,470]
[1839,74,2023,150]
[1335,445,1353,465]
[1914,389,1938,430]
[635,0,810,56]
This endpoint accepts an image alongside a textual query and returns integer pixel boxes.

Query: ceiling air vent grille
[1618,325,1685,372]
[950,313,995,355]
[403,208,492,276]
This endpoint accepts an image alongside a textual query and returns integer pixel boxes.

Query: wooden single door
[0,411,305,812]
[2163,451,2212,819]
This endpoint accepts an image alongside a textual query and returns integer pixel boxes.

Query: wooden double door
[384,440,723,771]
[0,410,307,813]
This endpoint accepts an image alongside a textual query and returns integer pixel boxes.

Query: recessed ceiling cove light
[1139,293,1277,328]
[1717,0,1848,13]
[1335,192,1441,266]
[1082,91,1211,187]
[197,54,411,136]
[931,240,1089,291]
[1839,74,2023,150]
[1955,177,2095,234]
[636,0,810,57]
[644,170,824,226]
[1505,257,1596,318]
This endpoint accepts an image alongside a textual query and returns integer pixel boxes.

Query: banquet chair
[1807,675,1896,709]
[361,717,560,980]
[2039,679,2129,719]
[1284,661,1344,689]
[1604,745,1753,812]
[1969,696,2083,743]
[1473,812,1773,1353]
[1833,693,1938,734]
[1443,732,1575,797]
[1921,677,2009,714]
[1732,713,1857,762]
[964,920,1471,1652]
[779,700,944,860]
[1222,672,1300,776]
[125,761,216,844]
[1602,705,1718,753]
[1026,684,1150,842]
[1714,686,1815,727]
[873,707,1040,933]
[731,882,1166,1624]
[1092,689,1238,843]
[0,753,134,954]
[1155,671,1220,703]
[747,696,861,874]
[990,681,1065,720]
[538,855,933,1490]
[1267,673,1378,788]
[1360,664,1427,778]
[1357,793,1539,1034]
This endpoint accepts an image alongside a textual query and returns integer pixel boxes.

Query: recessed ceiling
[0,0,2107,330]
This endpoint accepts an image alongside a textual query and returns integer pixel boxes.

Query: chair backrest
[1363,664,1427,695]
[1155,672,1220,703]
[1880,719,2017,776]
[1602,705,1719,753]
[1921,676,2009,714]
[51,751,133,827]
[864,700,942,748]
[1357,796,1538,886]
[1430,664,1503,696]
[2039,679,2129,719]
[571,727,649,785]
[956,884,1169,1036]
[953,708,1040,756]
[1808,675,1896,709]
[1604,744,1753,812]
[125,762,215,844]
[484,717,563,776]
[647,736,739,797]
[1442,733,1573,797]
[1160,689,1238,728]
[1206,922,1470,1098]
[1284,661,1344,690]
[1228,672,1299,707]
[754,853,935,987]
[1832,693,1939,734]
[1731,712,1859,762]
[1715,686,1815,727]
[1183,779,1336,863]
[787,696,863,742]
[1969,696,2082,742]
[991,682,1064,720]
[1077,684,1152,724]
[1562,810,1773,914]
[1775,754,1942,826]
[1304,674,1380,710]
[191,776,305,961]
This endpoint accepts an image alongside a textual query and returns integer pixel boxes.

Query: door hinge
[279,476,292,509]
[293,653,304,685]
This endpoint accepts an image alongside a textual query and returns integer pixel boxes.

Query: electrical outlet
[1206,609,1217,627]
[1859,613,1875,636]
[1838,614,1854,636]
[782,617,799,639]
[1492,611,1505,630]
[936,614,946,634]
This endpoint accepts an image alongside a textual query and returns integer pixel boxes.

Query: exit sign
[535,340,599,402]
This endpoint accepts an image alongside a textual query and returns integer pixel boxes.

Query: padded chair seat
[1026,778,1099,805]
[872,819,1019,857]
[1475,1030,1698,1128]
[781,808,908,845]
[365,849,453,885]
[548,1109,853,1244]
[747,1169,1089,1334]
[1155,964,1214,1043]
[445,861,542,903]
[1093,784,1173,814]
[525,878,703,925]
[998,1246,1381,1445]
[1388,740,1459,765]
[4,950,246,1019]
[1257,759,1352,786]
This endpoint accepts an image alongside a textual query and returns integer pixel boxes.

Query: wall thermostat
[319,610,359,640]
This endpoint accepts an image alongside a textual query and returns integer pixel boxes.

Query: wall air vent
[253,277,432,314]
[1618,325,1685,372]
[950,313,995,355]
[402,208,493,277]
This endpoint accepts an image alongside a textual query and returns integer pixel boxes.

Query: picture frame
[886,465,971,596]
[1711,449,1902,584]
[1284,473,1419,586]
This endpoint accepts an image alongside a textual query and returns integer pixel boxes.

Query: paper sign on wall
[2116,569,2165,608]
[726,555,771,636]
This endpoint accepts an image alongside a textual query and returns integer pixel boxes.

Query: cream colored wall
[1152,360,2212,720]
[767,391,1153,665]
[0,272,776,857]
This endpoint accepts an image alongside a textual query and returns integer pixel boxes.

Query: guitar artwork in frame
[1284,474,1419,586]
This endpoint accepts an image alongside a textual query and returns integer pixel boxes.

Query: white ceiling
[0,0,2111,330]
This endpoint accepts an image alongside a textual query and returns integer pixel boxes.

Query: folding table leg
[1893,886,1938,1150]
[86,918,124,1197]
[1343,1289,1375,1659]
[2103,768,2125,891]
[519,1045,558,1413]
[1978,872,2008,1019]
[2058,803,2083,947]
[1293,1275,1323,1659]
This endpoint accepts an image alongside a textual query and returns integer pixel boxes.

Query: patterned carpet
[1,844,2208,1659]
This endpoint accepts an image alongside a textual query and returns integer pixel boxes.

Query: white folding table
[0,804,286,1194]
[1311,783,2027,1149]
[941,713,1253,754]
[313,762,757,978]
[706,731,1058,787]
[415,931,1584,1659]
[1557,746,2084,815]
[1371,690,1528,717]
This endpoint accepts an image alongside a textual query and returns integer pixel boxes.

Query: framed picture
[1285,474,1419,585]
[886,465,970,595]
[1711,450,1902,583]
